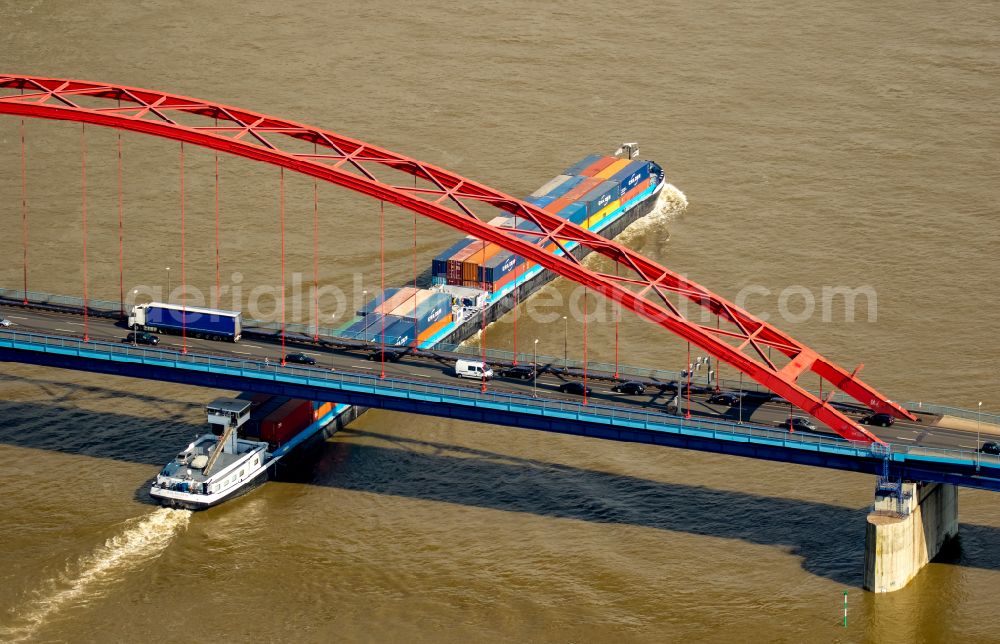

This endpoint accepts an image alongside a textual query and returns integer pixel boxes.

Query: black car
[860,413,895,427]
[500,365,537,380]
[285,352,317,365]
[558,381,592,396]
[125,331,159,346]
[656,381,701,395]
[368,348,405,362]
[979,442,1000,455]
[778,417,817,432]
[708,392,742,406]
[611,381,646,395]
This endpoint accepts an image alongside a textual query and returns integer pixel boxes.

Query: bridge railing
[4,327,996,470]
[0,287,882,406]
[902,402,1000,426]
[4,288,997,424]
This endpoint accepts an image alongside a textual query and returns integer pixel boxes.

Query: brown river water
[1,1,999,642]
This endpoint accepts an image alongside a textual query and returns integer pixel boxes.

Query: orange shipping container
[417,313,453,343]
[543,177,604,216]
[314,402,334,419]
[621,177,651,205]
[596,158,631,179]
[464,242,503,267]
[374,286,420,315]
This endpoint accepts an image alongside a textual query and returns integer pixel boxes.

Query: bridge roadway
[1,306,993,456]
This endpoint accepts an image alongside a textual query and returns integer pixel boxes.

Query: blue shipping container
[546,175,585,199]
[342,313,380,341]
[609,160,650,199]
[357,288,401,316]
[578,180,620,216]
[432,238,476,277]
[381,318,417,346]
[524,195,556,208]
[343,313,408,342]
[481,251,523,283]
[514,218,546,245]
[390,290,452,330]
[557,202,588,225]
[562,154,603,177]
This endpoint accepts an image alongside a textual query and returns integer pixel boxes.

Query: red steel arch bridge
[0,73,919,445]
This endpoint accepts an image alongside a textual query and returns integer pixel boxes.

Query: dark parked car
[500,365,536,380]
[979,442,1000,455]
[778,417,817,432]
[558,381,592,396]
[611,381,646,395]
[285,352,317,365]
[125,331,159,346]
[708,392,742,406]
[368,348,405,362]
[860,413,895,427]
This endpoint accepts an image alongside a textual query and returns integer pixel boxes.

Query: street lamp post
[165,267,171,302]
[978,401,983,470]
[362,290,368,344]
[131,289,139,345]
[562,315,568,371]
[737,372,744,424]
[533,338,539,398]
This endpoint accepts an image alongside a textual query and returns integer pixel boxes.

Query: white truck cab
[455,359,494,380]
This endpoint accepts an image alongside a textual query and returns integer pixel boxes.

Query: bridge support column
[863,481,958,593]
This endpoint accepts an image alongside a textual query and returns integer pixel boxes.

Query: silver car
[0,318,11,327]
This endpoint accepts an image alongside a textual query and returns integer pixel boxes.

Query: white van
[455,359,494,380]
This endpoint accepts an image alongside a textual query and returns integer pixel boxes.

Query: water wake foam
[2,508,192,642]
[610,183,688,246]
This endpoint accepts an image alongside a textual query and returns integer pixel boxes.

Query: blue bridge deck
[2,329,999,491]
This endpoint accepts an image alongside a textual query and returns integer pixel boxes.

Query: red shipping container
[579,156,617,177]
[447,242,480,282]
[260,399,314,445]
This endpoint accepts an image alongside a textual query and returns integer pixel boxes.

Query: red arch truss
[0,74,914,443]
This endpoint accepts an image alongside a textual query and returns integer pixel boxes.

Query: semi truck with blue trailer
[128,302,242,342]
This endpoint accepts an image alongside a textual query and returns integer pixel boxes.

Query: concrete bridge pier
[863,481,958,593]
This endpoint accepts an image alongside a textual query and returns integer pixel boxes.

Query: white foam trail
[2,508,191,642]
[610,183,689,245]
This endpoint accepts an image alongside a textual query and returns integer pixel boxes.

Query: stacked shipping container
[427,155,657,291]
[347,287,454,346]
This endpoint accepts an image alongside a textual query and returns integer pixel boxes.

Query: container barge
[152,145,668,509]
